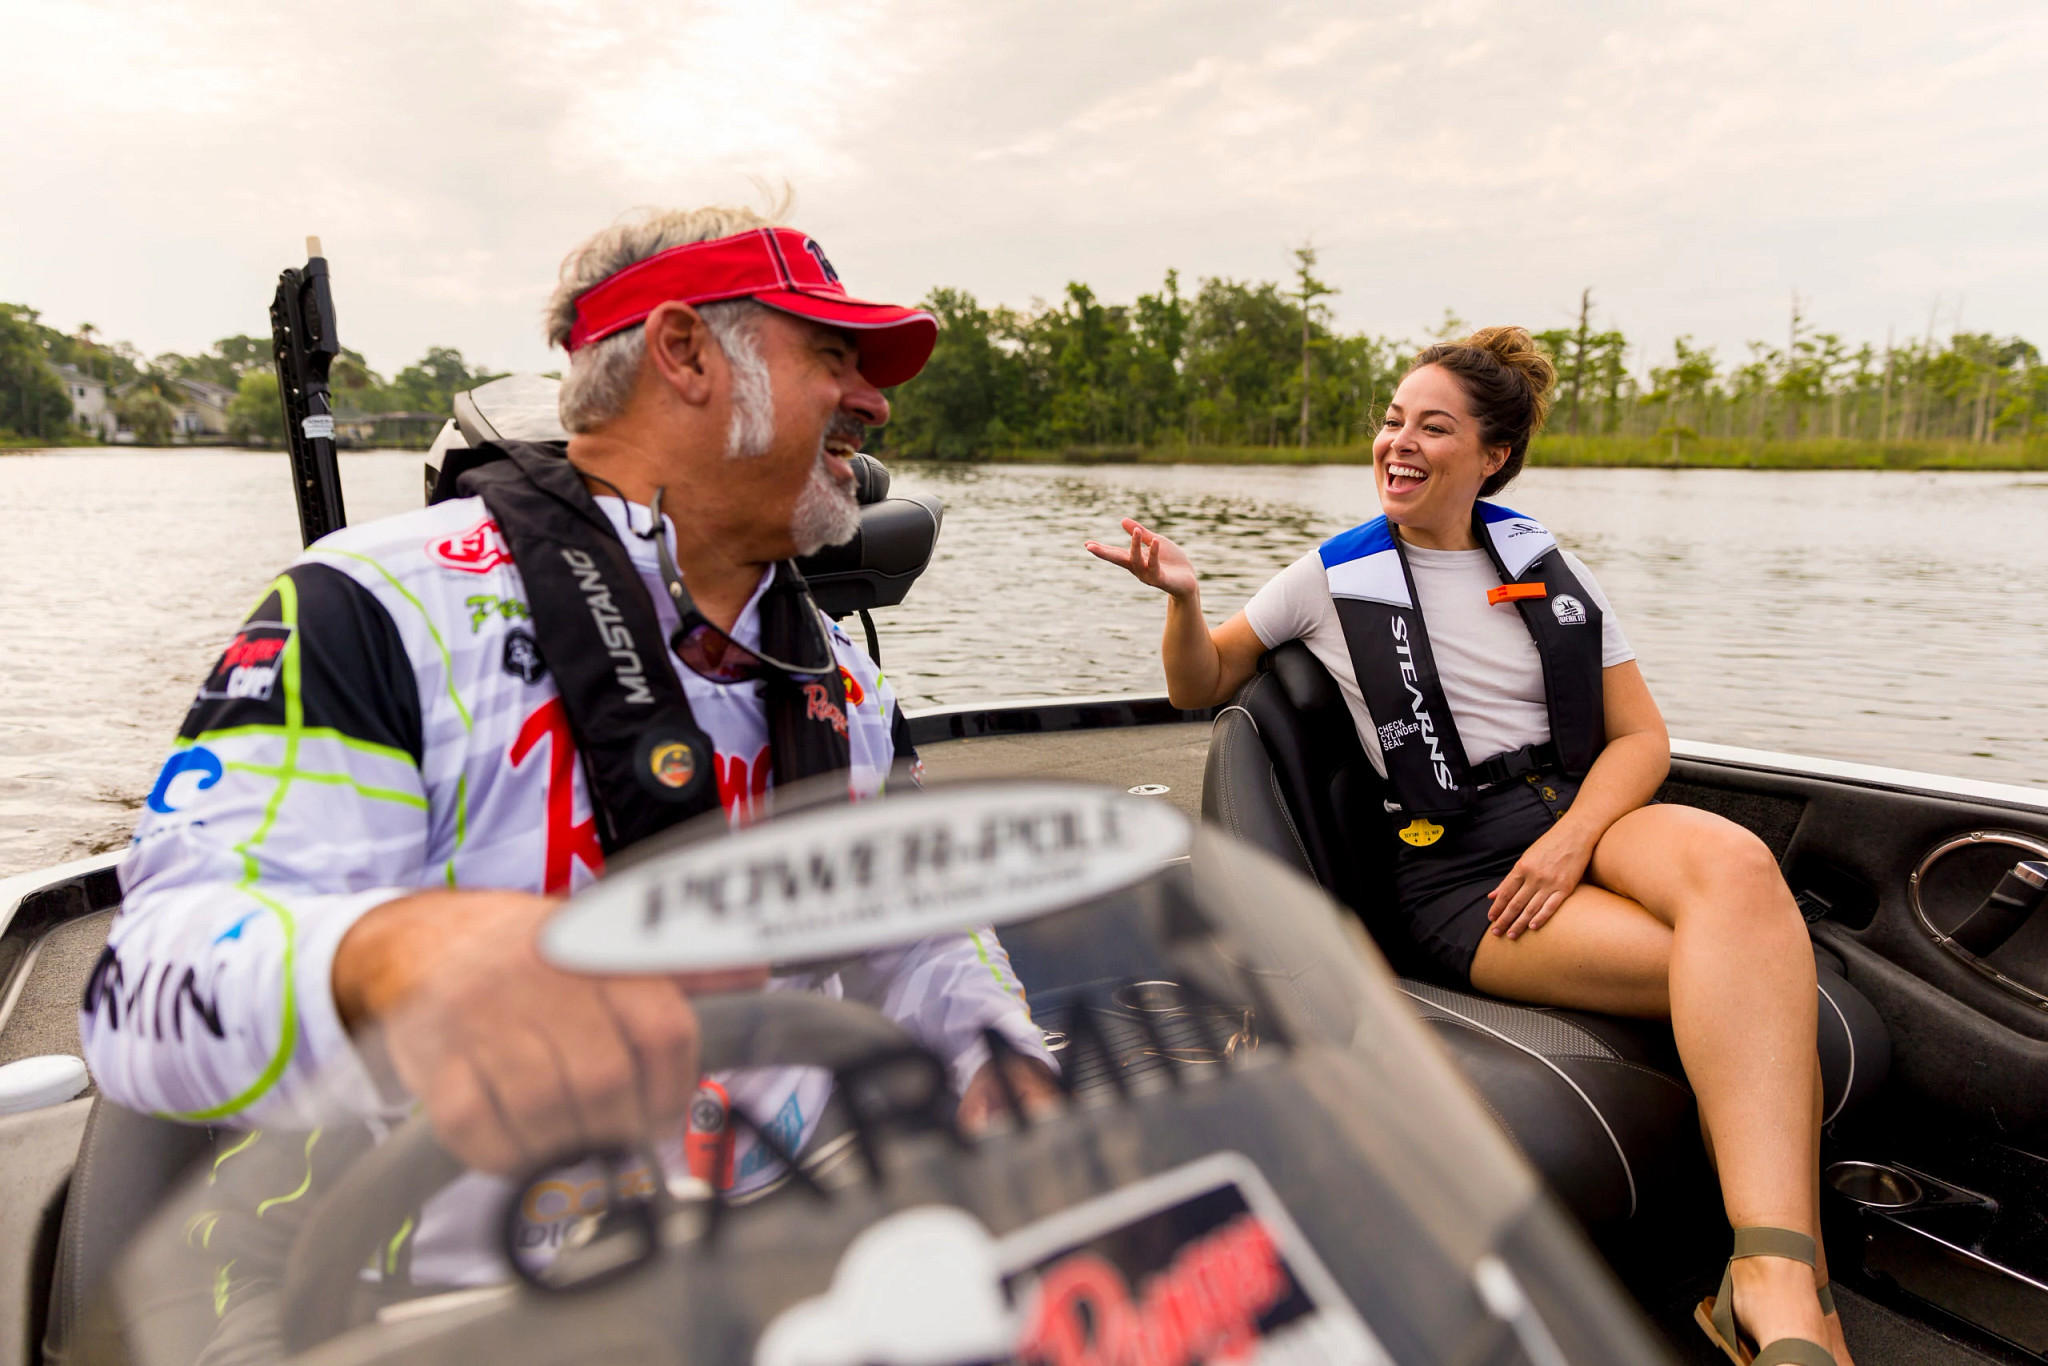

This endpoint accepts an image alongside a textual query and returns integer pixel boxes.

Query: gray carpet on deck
[1645,1276,2029,1365]
[0,908,111,1088]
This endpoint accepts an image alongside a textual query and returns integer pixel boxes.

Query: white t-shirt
[1242,542,1635,779]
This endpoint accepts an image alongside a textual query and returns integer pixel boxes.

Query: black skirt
[1390,772,1582,983]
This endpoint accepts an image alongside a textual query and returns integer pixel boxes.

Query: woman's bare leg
[1468,881,1672,1015]
[1471,803,1836,1358]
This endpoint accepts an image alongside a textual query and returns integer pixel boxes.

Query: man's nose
[843,367,890,427]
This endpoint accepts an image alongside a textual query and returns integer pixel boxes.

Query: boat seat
[43,1099,214,1363]
[1201,642,1889,1226]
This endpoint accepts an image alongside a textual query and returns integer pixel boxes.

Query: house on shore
[108,375,238,442]
[53,363,116,440]
[170,379,236,439]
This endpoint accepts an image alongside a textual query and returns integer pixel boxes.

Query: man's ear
[642,302,716,407]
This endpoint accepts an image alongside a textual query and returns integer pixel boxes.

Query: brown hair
[1405,326,1556,497]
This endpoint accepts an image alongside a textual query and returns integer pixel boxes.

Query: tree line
[10,263,2043,458]
[878,257,2048,459]
[0,301,498,445]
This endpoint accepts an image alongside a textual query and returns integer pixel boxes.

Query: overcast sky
[5,0,2044,379]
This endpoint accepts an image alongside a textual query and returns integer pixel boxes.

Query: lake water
[1,450,2042,877]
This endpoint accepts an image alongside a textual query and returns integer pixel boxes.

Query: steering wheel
[280,991,921,1352]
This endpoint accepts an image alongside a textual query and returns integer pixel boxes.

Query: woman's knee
[1693,819,1781,889]
[1667,816,1798,926]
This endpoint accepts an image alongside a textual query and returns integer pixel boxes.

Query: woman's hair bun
[1406,325,1557,497]
[1464,325,1557,414]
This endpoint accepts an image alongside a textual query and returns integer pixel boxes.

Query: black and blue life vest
[435,439,854,854]
[1320,502,1606,824]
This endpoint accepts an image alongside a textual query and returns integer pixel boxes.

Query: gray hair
[547,204,785,441]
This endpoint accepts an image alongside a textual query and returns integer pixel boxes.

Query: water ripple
[0,453,2040,876]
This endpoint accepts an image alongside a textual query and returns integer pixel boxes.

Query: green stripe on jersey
[313,546,474,886]
[163,575,306,1123]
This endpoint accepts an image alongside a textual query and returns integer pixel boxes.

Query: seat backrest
[43,1099,212,1363]
[1201,643,1414,968]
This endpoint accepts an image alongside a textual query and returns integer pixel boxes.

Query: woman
[1088,328,1847,1366]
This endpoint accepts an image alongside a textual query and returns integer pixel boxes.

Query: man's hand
[334,890,762,1175]
[956,1052,1063,1134]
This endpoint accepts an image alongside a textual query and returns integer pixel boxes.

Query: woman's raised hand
[1085,518,1199,600]
[1086,516,1267,708]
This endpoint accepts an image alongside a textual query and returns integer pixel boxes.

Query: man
[83,206,1054,1288]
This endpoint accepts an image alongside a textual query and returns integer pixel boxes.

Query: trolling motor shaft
[271,235,348,546]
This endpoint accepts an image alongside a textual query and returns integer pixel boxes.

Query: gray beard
[724,349,858,554]
[790,447,861,556]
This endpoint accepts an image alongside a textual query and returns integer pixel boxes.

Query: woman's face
[1372,364,1508,536]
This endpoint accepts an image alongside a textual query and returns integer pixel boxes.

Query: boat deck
[918,721,1212,820]
[918,708,2038,1366]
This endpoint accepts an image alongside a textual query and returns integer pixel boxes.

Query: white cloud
[2,0,2043,378]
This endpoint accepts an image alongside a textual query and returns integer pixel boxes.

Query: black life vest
[1321,501,1605,825]
[436,439,851,856]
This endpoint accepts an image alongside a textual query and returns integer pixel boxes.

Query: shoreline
[884,434,2048,472]
[8,436,2045,472]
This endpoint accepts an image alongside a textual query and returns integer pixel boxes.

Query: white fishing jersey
[84,494,1045,1283]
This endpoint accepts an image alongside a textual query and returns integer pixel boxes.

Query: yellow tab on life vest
[1399,817,1445,847]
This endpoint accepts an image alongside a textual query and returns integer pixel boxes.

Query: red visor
[565,227,937,388]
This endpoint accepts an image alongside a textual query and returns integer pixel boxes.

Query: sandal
[1693,1226,1836,1365]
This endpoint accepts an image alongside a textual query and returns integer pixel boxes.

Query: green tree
[158,335,270,388]
[1291,244,1338,448]
[113,389,175,445]
[1128,270,1189,442]
[214,335,268,374]
[0,304,75,440]
[227,370,285,445]
[1041,282,1124,445]
[1183,278,1299,446]
[1647,337,1717,456]
[884,288,1030,459]
[391,347,498,415]
[329,347,393,417]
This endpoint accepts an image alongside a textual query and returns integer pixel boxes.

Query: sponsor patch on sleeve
[428,517,514,574]
[197,622,292,702]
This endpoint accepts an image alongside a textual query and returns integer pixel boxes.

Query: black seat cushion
[1202,643,1890,1225]
[44,1099,213,1363]
[1398,979,1698,1224]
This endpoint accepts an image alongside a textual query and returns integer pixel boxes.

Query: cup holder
[1827,1161,1925,1210]
[1113,981,1186,1014]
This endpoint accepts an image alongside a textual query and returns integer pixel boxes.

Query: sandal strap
[1816,1280,1835,1316]
[1714,1228,1821,1346]
[1731,1226,1818,1267]
[1713,1262,1740,1348]
[1755,1340,1835,1366]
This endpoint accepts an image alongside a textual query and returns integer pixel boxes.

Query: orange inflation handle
[1487,583,1549,606]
